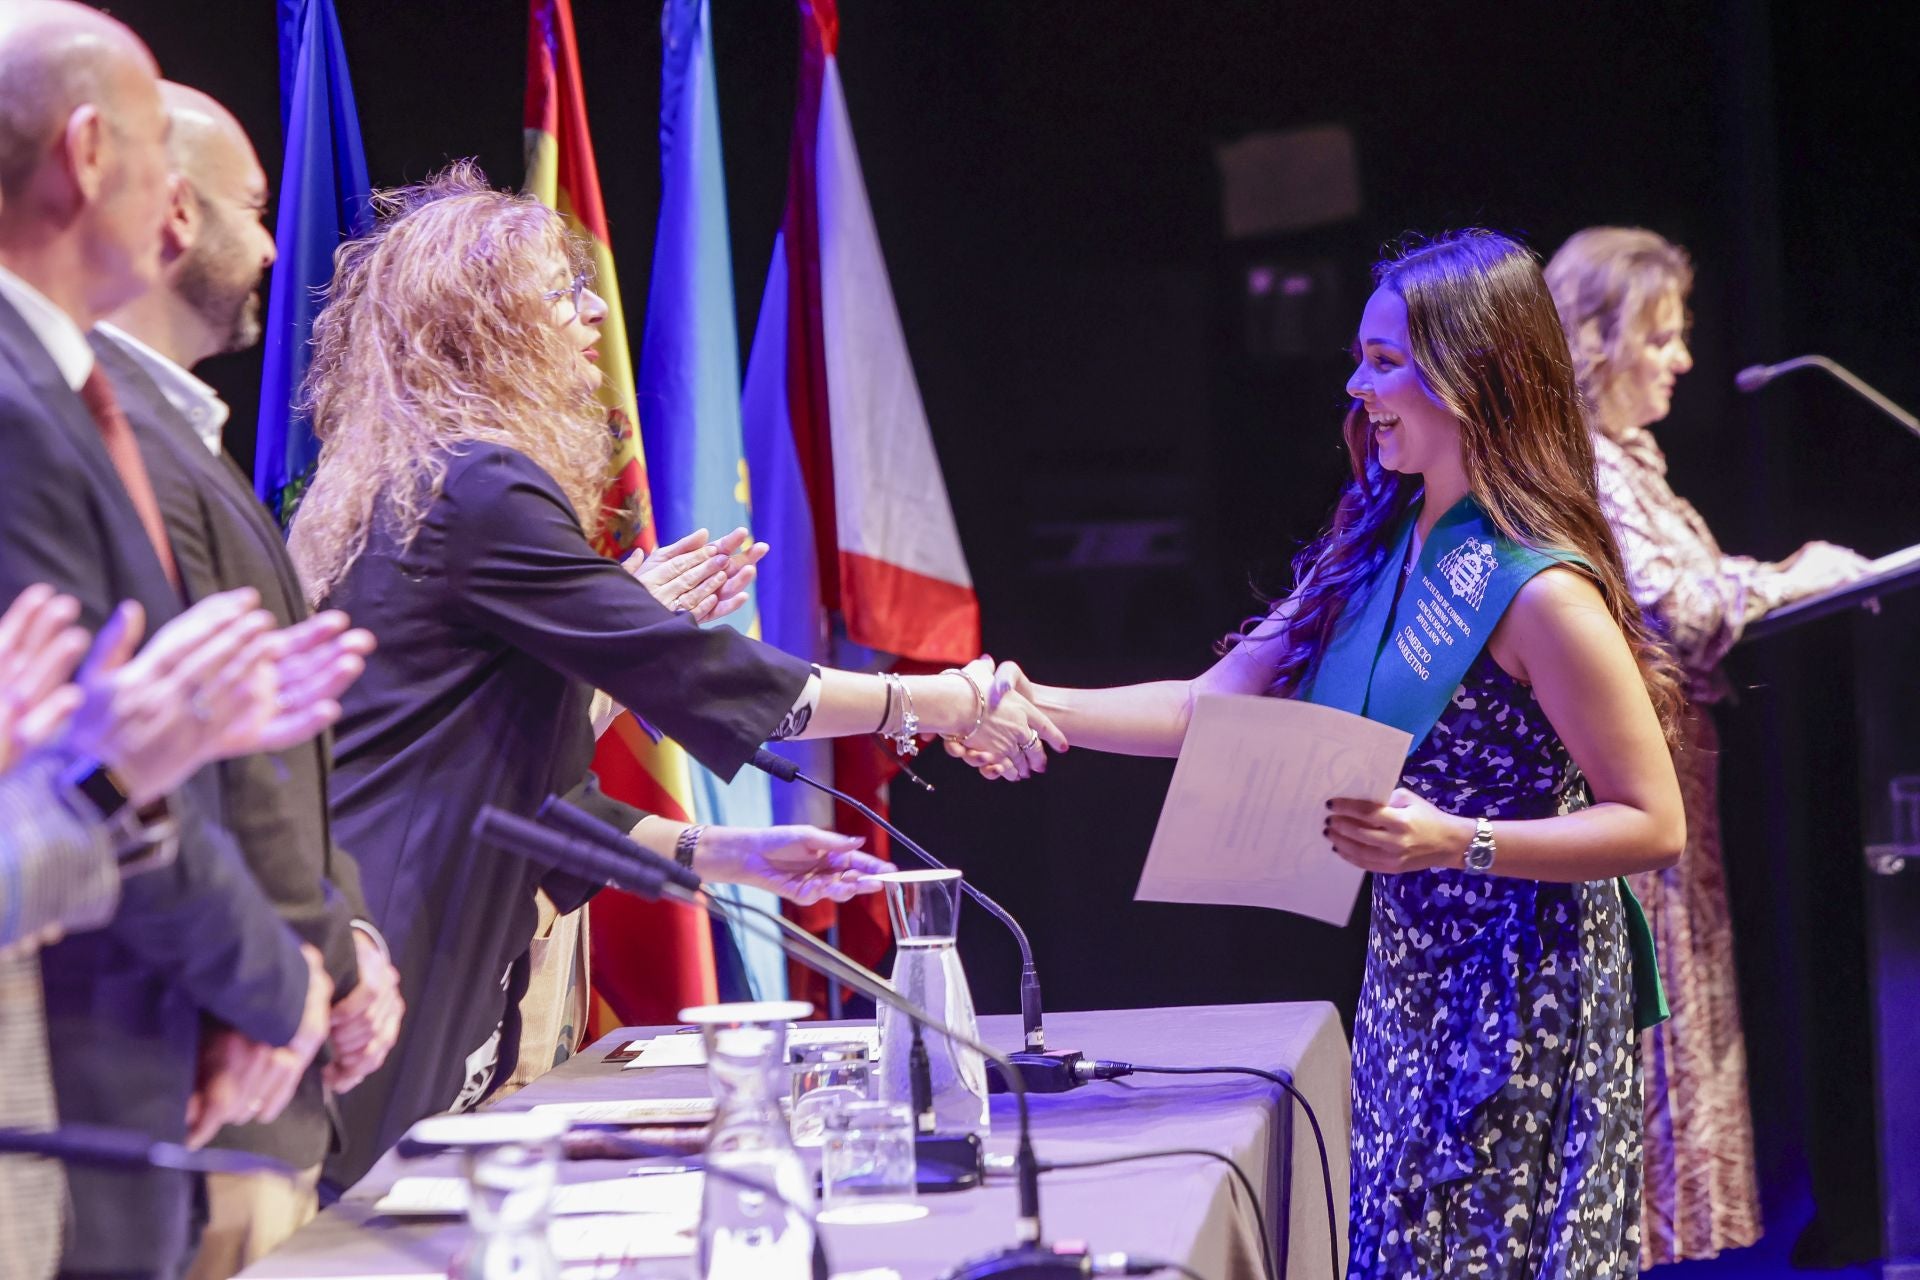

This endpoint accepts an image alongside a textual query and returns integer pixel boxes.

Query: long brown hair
[288,162,607,605]
[1248,229,1681,734]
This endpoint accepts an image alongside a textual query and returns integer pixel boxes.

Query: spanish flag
[524,0,716,1030]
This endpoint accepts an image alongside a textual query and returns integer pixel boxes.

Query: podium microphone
[749,748,1083,1094]
[0,1124,293,1176]
[1736,354,1920,440]
[471,803,1101,1279]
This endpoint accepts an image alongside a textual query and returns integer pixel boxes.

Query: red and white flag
[743,0,981,990]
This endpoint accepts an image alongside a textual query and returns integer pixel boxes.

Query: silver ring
[1021,729,1041,751]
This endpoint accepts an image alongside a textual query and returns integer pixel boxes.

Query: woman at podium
[968,230,1688,1278]
[1545,227,1870,1267]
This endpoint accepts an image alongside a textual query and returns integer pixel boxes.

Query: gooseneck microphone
[1736,354,1920,440]
[747,748,1079,1096]
[470,804,1100,1278]
[0,1125,294,1176]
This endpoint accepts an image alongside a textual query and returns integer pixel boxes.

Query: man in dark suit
[93,82,400,1277]
[1,581,327,1280]
[0,7,349,1275]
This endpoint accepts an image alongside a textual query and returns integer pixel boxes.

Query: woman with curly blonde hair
[293,164,1062,1188]
[1546,226,1869,1266]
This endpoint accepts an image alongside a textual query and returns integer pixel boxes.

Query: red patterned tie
[78,365,181,594]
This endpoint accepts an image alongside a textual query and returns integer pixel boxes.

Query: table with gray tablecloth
[244,1002,1351,1280]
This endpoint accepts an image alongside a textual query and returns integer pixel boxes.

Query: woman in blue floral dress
[965,231,1686,1278]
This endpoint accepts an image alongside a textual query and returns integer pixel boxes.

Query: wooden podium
[1745,543,1920,1275]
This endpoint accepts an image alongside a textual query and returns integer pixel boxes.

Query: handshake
[937,655,1064,782]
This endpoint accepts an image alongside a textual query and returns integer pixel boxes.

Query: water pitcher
[875,869,989,1135]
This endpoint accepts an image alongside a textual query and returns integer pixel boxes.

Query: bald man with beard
[96,84,401,1278]
[0,6,340,1276]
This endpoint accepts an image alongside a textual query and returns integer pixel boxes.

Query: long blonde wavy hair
[1543,226,1693,439]
[289,161,609,605]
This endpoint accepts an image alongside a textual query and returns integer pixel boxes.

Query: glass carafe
[684,1000,817,1280]
[410,1112,564,1280]
[875,869,989,1136]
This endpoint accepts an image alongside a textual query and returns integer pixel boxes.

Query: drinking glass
[410,1112,565,1280]
[789,1040,873,1148]
[818,1099,923,1226]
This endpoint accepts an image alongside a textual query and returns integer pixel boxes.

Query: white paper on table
[529,1097,716,1125]
[624,1024,879,1070]
[1135,693,1412,925]
[550,1214,695,1262]
[372,1171,703,1220]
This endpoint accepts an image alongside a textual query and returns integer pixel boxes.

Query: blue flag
[256,0,372,522]
[638,0,786,1003]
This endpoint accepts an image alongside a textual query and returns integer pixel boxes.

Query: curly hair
[1235,229,1683,738]
[288,160,608,605]
[1543,226,1693,438]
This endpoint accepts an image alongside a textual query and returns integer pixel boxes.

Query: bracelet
[875,672,896,735]
[675,824,705,872]
[940,667,986,746]
[883,672,922,759]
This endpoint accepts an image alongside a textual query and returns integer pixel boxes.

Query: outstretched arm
[974,599,1298,767]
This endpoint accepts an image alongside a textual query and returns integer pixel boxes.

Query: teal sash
[1300,494,1669,1031]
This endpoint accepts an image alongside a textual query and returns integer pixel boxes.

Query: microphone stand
[473,805,1087,1278]
[749,749,1084,1094]
[1736,354,1920,441]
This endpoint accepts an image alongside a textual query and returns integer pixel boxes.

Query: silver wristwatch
[1463,816,1497,873]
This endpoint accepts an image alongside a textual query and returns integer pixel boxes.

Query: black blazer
[321,443,809,1188]
[95,331,371,1168]
[0,294,309,1272]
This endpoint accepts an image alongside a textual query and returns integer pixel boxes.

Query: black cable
[1117,1064,1339,1280]
[1025,1148,1275,1280]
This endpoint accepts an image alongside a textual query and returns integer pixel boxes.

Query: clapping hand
[63,591,276,804]
[212,609,374,758]
[945,656,1067,781]
[62,591,374,806]
[692,825,896,906]
[626,527,770,623]
[0,584,91,773]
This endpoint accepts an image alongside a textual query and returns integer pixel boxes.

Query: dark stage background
[107,0,1920,1263]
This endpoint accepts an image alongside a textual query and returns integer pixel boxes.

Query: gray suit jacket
[95,331,372,1169]
[0,756,118,1280]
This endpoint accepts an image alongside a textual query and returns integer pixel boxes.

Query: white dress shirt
[0,262,93,392]
[95,322,231,456]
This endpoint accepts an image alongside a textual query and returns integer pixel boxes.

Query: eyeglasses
[543,271,591,316]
